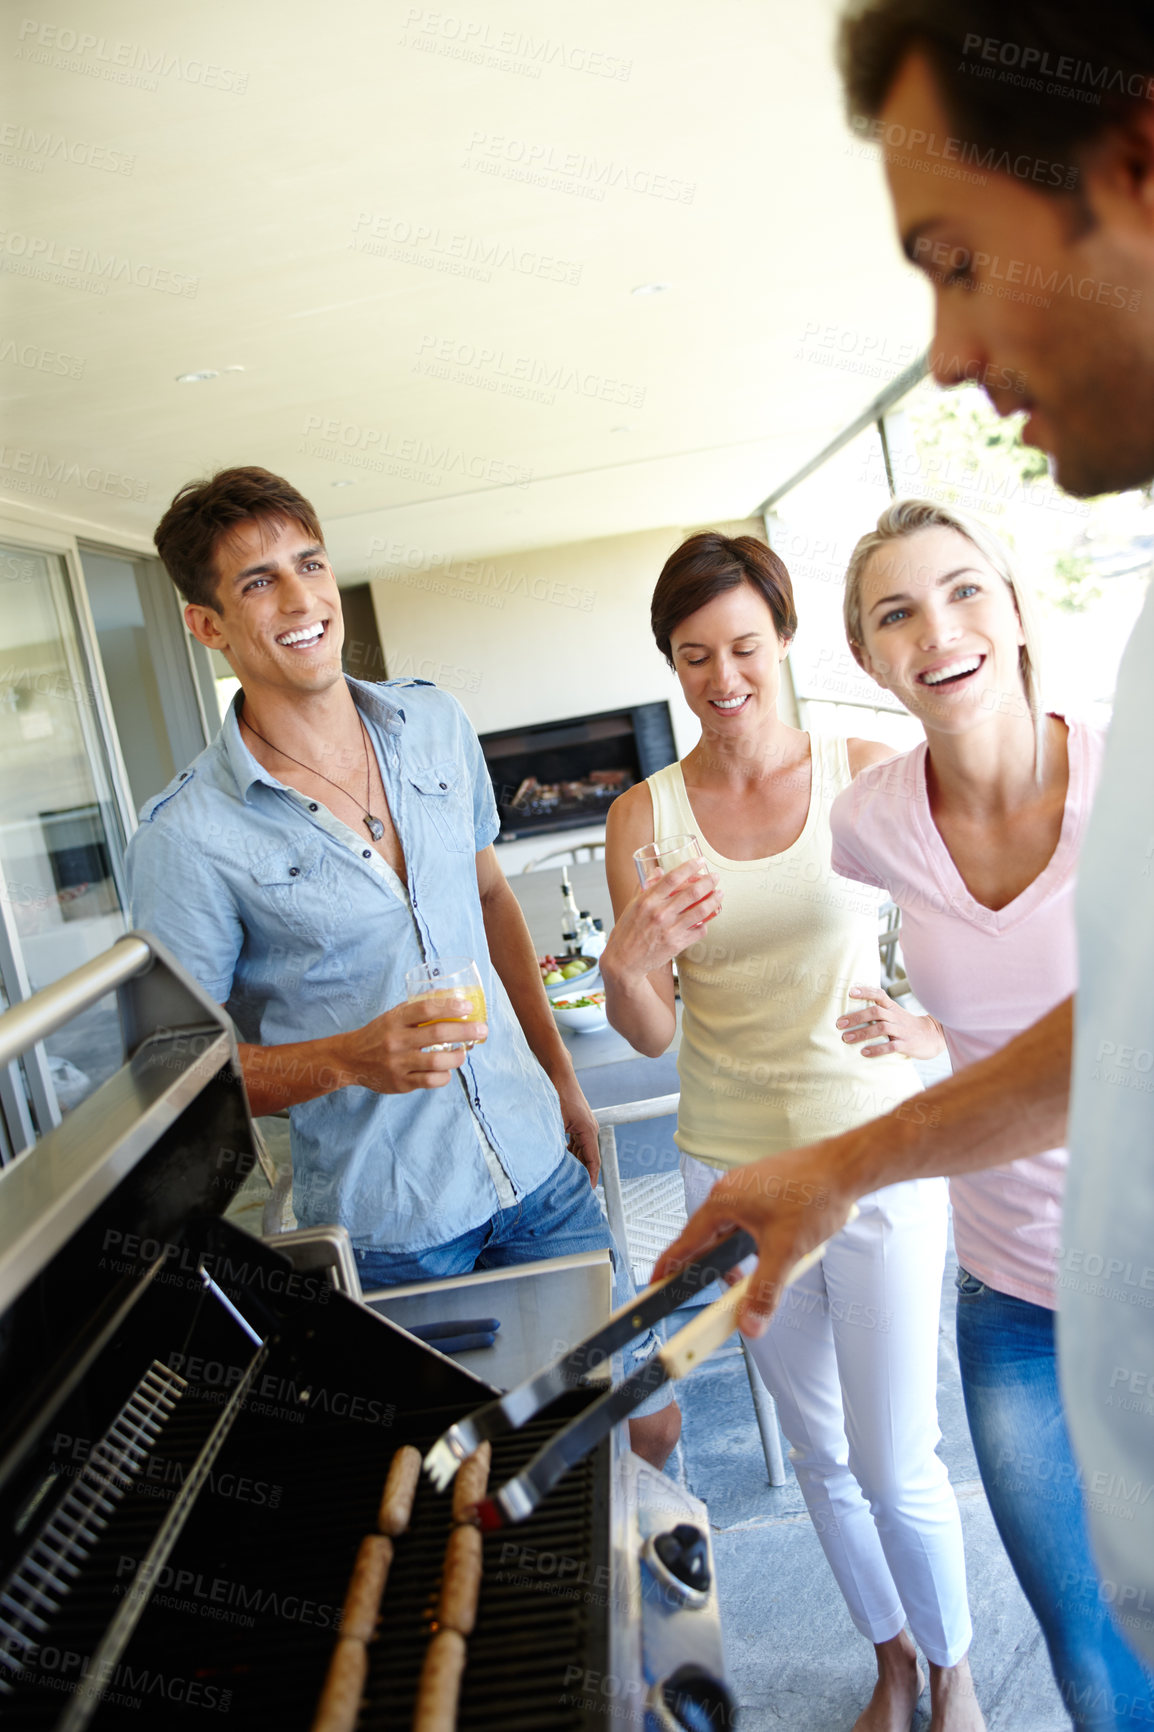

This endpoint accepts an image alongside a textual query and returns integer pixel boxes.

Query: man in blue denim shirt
[128,466,678,1463]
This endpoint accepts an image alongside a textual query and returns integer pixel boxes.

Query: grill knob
[649,1664,737,1731]
[643,1521,712,1606]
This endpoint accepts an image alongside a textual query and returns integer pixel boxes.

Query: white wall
[367,516,792,750]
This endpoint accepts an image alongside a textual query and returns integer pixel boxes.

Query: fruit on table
[539,953,594,983]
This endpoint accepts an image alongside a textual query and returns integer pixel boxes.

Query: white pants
[682,1155,972,1667]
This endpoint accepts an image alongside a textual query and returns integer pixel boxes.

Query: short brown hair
[651,532,798,667]
[839,1,1154,193]
[154,467,324,608]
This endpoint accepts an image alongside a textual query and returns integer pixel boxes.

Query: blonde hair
[843,498,1045,744]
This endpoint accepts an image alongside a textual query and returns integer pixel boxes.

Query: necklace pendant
[365,813,385,842]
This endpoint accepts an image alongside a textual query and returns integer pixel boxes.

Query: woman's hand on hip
[836,983,945,1061]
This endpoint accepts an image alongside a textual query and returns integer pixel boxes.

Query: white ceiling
[2,0,931,578]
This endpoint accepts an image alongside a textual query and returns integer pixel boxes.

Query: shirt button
[363,850,371,859]
[289,867,299,877]
[309,802,318,811]
[439,782,447,790]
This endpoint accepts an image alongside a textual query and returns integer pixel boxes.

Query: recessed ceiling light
[611,425,635,434]
[175,369,219,384]
[630,282,670,296]
[330,479,355,487]
[221,364,246,373]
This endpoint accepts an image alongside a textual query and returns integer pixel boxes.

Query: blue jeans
[354,1154,672,1413]
[955,1269,1154,1729]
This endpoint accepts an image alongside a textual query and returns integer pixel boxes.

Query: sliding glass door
[0,540,131,1150]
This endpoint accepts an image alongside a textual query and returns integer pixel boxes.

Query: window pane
[82,550,178,809]
[883,378,1153,724]
[768,421,908,732]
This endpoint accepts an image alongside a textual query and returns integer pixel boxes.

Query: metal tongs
[424,1229,825,1528]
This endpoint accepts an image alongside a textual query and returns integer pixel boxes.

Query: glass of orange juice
[404,957,487,1052]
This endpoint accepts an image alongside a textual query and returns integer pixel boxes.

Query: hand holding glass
[633,833,703,886]
[404,957,487,1052]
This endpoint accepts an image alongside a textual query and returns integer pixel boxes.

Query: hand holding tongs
[423,1229,826,1529]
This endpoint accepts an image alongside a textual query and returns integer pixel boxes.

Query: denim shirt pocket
[248,837,353,942]
[407,761,475,854]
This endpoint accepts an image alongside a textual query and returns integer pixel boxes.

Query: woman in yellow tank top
[600,532,984,1732]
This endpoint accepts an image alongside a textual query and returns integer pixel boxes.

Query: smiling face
[854,525,1027,732]
[669,582,790,739]
[881,52,1154,497]
[184,515,345,703]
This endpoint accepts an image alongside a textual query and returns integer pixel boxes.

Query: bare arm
[474,845,600,1183]
[237,993,485,1118]
[599,784,721,1058]
[655,995,1072,1333]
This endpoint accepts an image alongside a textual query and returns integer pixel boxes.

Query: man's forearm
[237,1034,353,1117]
[839,995,1072,1197]
[481,879,572,1080]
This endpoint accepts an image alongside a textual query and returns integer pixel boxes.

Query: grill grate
[74,1397,610,1731]
[1,1331,611,1730]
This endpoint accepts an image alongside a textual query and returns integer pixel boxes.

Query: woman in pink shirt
[829,499,1150,1730]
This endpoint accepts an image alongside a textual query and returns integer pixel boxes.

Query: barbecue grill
[0,935,733,1731]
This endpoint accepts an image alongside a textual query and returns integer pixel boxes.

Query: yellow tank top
[649,737,921,1168]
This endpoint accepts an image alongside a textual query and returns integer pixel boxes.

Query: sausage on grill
[312,1637,368,1732]
[437,1523,482,1636]
[450,1440,491,1525]
[340,1533,394,1643]
[413,1628,467,1732]
[378,1443,422,1536]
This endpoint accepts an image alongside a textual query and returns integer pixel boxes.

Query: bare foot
[927,1654,986,1731]
[852,1632,926,1732]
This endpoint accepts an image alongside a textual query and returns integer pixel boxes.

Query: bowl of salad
[551,989,608,1032]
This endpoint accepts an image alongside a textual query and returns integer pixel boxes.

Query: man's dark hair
[154,466,324,608]
[650,532,798,668]
[839,1,1154,187]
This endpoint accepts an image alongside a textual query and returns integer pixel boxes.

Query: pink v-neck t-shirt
[830,720,1104,1310]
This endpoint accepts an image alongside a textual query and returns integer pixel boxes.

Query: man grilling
[659,0,1154,1676]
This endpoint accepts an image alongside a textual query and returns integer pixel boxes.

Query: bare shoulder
[604,780,655,919]
[847,737,898,777]
[605,779,655,851]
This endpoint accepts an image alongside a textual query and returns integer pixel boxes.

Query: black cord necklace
[241,709,387,842]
